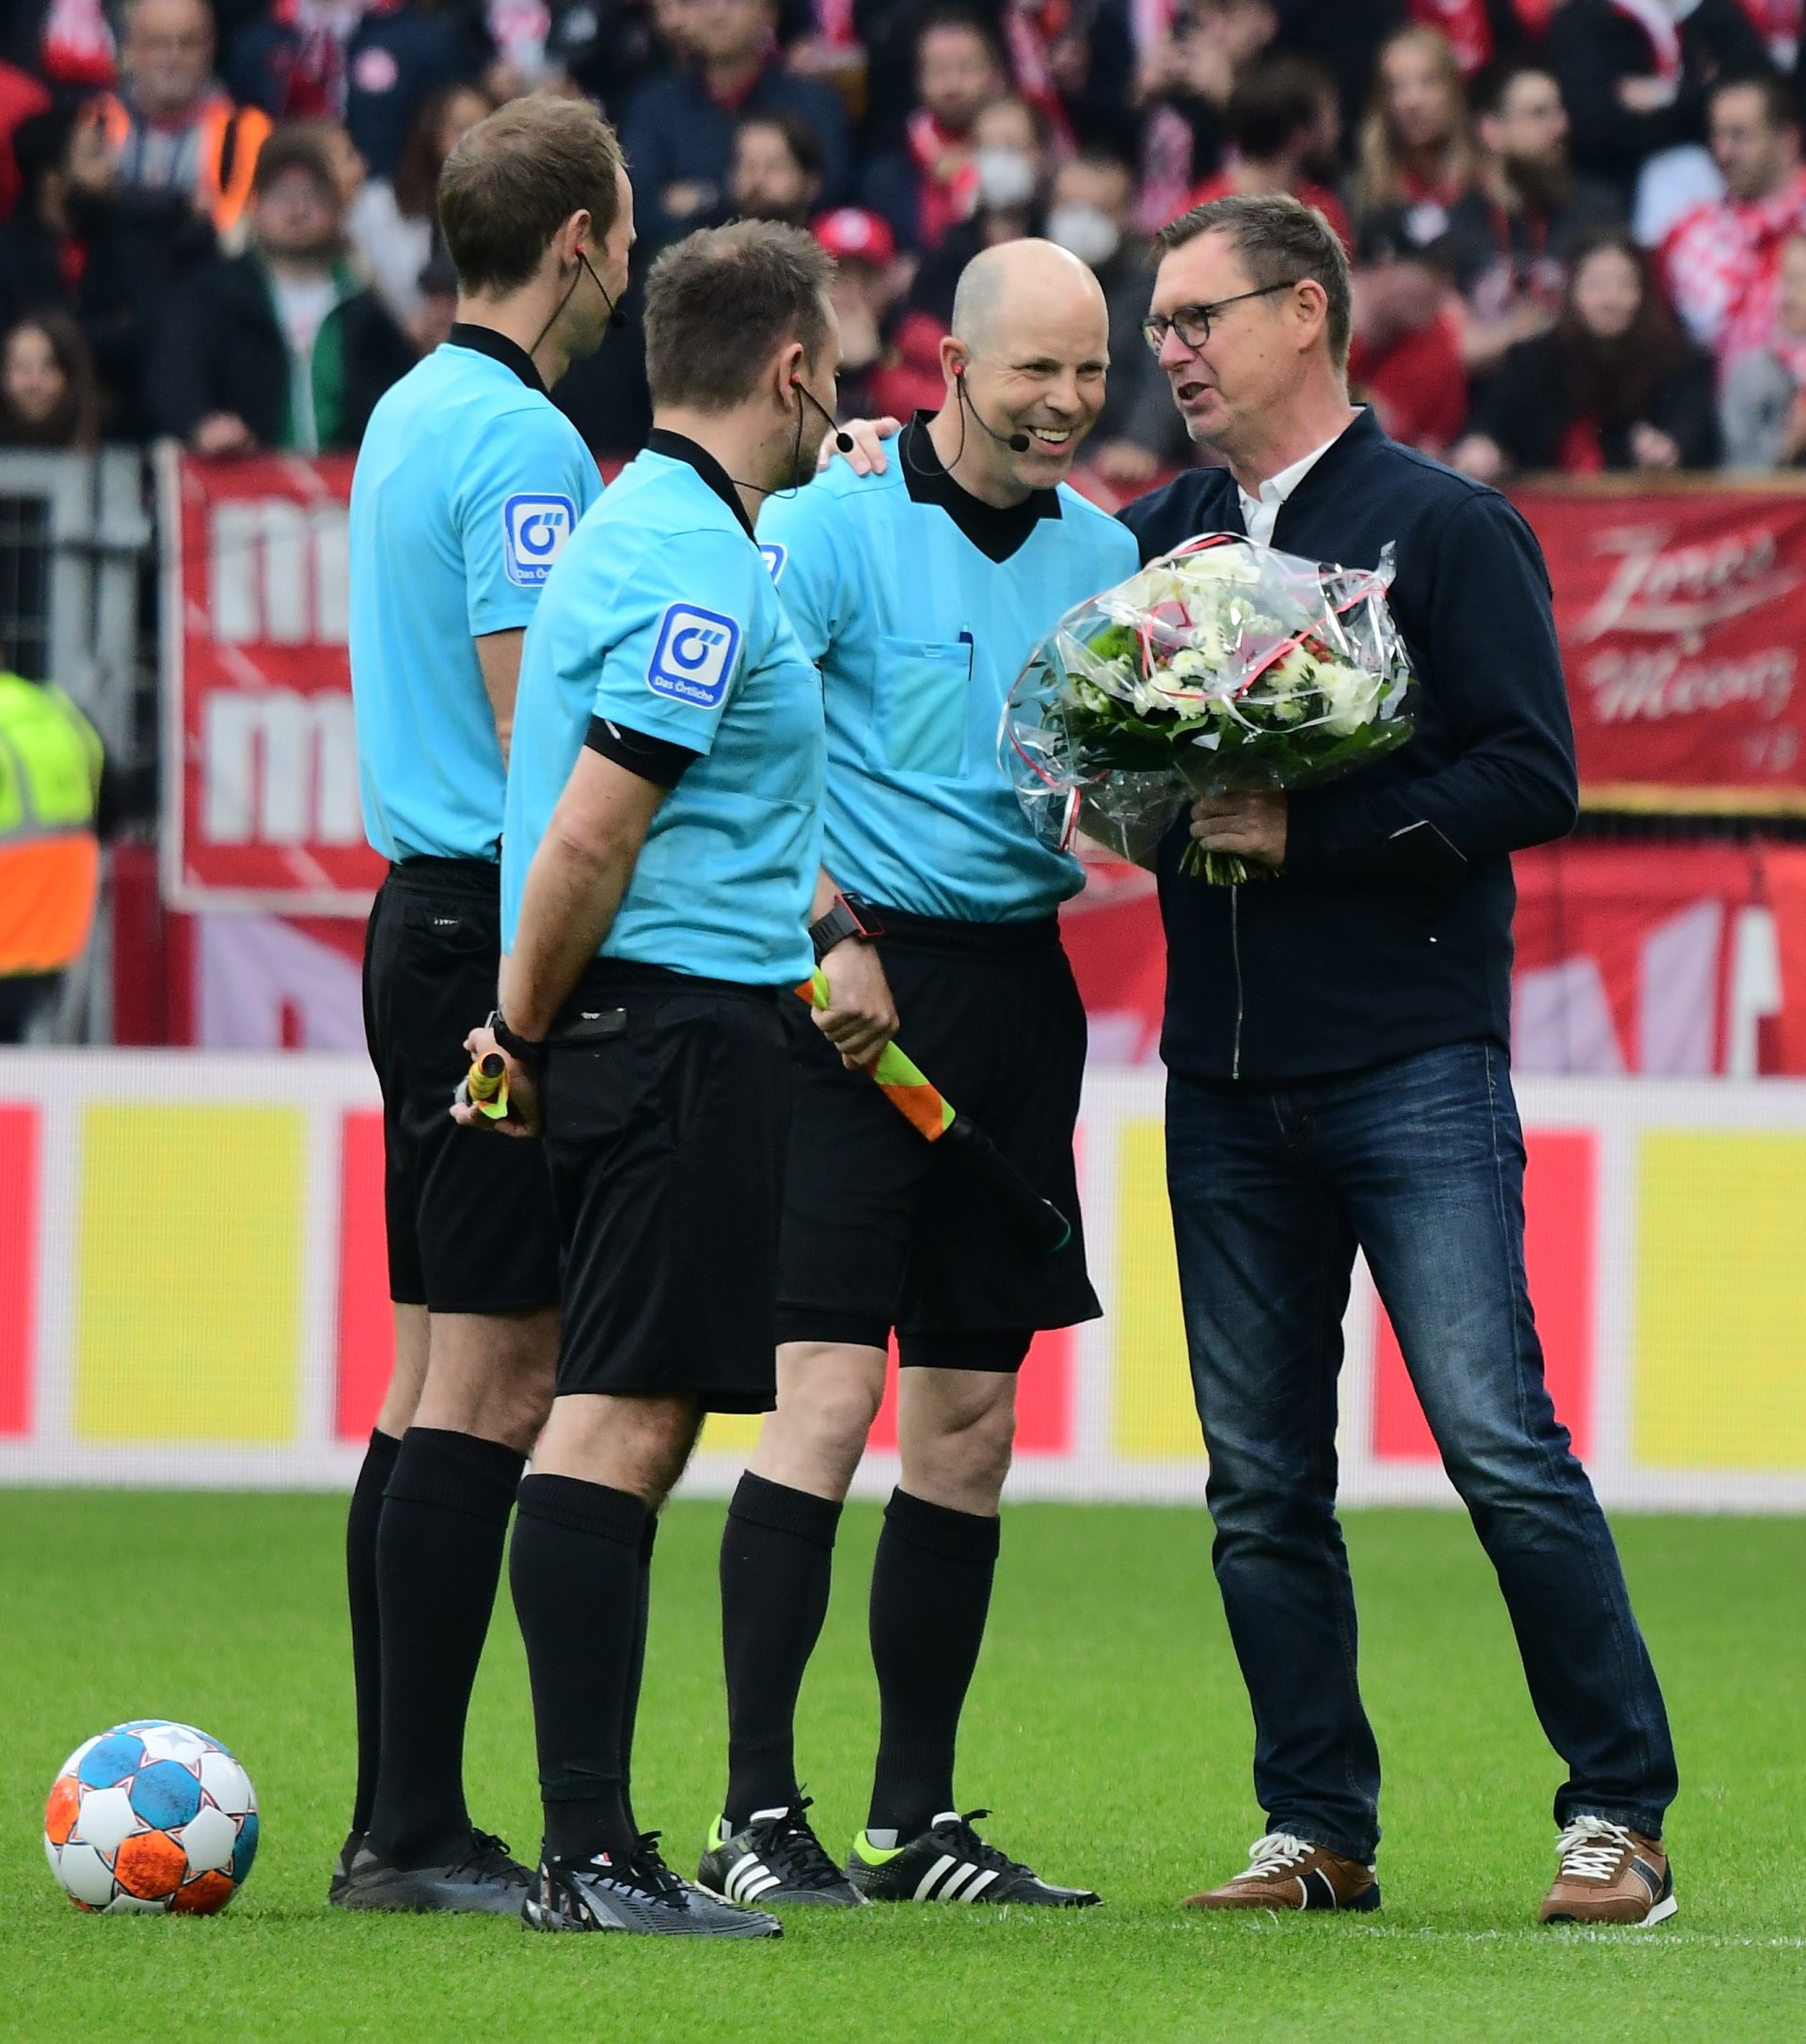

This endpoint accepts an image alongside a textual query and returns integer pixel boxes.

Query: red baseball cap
[813,207,897,267]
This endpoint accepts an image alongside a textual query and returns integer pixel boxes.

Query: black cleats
[336,1828,532,1914]
[698,1802,865,1909]
[847,1810,1101,1908]
[327,1830,362,1907]
[525,1833,783,1938]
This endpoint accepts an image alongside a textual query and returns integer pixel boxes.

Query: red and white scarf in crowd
[40,0,116,87]
[268,0,399,119]
[1664,166,1806,366]
[907,110,982,249]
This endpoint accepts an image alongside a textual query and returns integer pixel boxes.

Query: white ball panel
[198,1751,255,1817]
[71,1784,139,1855]
[103,1891,169,1915]
[55,1842,117,1907]
[178,1804,240,1874]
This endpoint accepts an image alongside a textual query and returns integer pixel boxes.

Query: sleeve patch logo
[647,604,741,708]
[759,541,786,583]
[502,493,577,586]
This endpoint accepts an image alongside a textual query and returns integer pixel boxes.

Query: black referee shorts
[541,962,791,1414]
[362,859,560,1315]
[777,908,1099,1364]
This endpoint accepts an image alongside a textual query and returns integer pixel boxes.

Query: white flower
[1316,660,1383,737]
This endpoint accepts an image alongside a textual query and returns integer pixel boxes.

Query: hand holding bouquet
[1002,534,1418,883]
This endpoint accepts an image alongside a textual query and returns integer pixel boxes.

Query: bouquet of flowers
[1002,534,1418,883]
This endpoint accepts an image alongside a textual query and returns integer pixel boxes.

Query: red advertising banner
[1512,478,1806,816]
[159,449,385,911]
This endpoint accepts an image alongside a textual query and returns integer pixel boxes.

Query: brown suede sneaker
[1182,1832,1380,1912]
[1539,1818,1675,1926]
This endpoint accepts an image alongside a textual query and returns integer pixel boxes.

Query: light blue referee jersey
[757,418,1138,922]
[503,435,825,987]
[349,327,601,864]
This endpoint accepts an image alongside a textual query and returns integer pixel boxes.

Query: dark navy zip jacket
[1119,408,1579,1084]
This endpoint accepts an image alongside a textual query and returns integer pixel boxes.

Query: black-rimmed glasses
[1140,280,1303,356]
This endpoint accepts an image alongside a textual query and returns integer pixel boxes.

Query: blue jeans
[1165,1040,1676,1860]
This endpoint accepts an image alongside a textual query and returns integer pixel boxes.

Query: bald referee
[698,241,1137,1912]
[454,220,836,1938]
[338,96,633,1914]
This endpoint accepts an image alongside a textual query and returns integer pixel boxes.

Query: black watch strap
[487,1007,546,1071]
[810,894,882,963]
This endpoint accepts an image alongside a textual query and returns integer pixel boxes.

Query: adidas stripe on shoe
[847,1810,1101,1908]
[698,1802,863,1909]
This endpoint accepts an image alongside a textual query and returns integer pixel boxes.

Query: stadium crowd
[5,0,1806,479]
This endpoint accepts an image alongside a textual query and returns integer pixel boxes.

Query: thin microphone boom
[958,369,1030,452]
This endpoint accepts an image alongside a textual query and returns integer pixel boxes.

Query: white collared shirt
[1236,429,1348,546]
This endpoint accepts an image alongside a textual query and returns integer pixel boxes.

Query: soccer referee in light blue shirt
[337,96,633,1918]
[455,220,836,1941]
[700,239,1140,1916]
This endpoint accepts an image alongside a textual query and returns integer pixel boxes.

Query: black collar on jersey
[901,410,1061,565]
[445,322,546,395]
[645,428,757,541]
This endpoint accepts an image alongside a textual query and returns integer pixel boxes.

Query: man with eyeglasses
[1119,193,1678,1929]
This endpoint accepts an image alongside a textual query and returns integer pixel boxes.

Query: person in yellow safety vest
[0,672,103,1044]
[95,0,270,238]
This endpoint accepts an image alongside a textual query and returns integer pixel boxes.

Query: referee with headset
[699,238,1138,1912]
[454,219,840,1938]
[337,96,633,1914]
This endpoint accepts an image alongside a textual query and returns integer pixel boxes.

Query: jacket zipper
[1229,884,1244,1080]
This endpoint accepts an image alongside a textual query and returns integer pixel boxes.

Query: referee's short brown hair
[438,95,626,296]
[643,221,834,411]
[1155,191,1352,370]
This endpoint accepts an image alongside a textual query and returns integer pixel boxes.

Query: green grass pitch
[0,1494,1800,2042]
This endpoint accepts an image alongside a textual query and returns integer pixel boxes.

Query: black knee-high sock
[867,1488,1000,1838]
[366,1427,523,1864]
[719,1473,842,1830]
[346,1427,401,1835]
[617,1513,658,1839]
[510,1473,648,1865]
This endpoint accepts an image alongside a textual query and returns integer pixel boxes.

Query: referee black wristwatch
[487,1007,546,1073]
[810,893,883,963]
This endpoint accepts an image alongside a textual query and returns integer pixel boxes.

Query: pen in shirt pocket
[958,626,974,678]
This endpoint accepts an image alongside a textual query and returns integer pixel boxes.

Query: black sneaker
[524,1833,782,1938]
[698,1800,865,1908]
[326,1829,362,1907]
[847,1810,1101,1907]
[336,1828,532,1914]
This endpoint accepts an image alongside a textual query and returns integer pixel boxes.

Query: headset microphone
[955,364,1030,452]
[792,375,853,452]
[577,247,627,330]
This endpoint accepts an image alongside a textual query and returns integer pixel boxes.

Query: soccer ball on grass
[43,1719,259,1914]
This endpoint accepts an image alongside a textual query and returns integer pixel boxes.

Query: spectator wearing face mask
[1454,228,1719,477]
[95,0,271,235]
[0,309,101,449]
[1187,54,1352,249]
[621,0,852,247]
[1664,71,1806,372]
[1436,58,1626,385]
[729,110,823,227]
[349,79,494,332]
[227,1,468,180]
[1721,230,1806,465]
[908,93,1049,325]
[1047,148,1193,483]
[1352,24,1481,252]
[149,122,416,453]
[862,8,1011,257]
